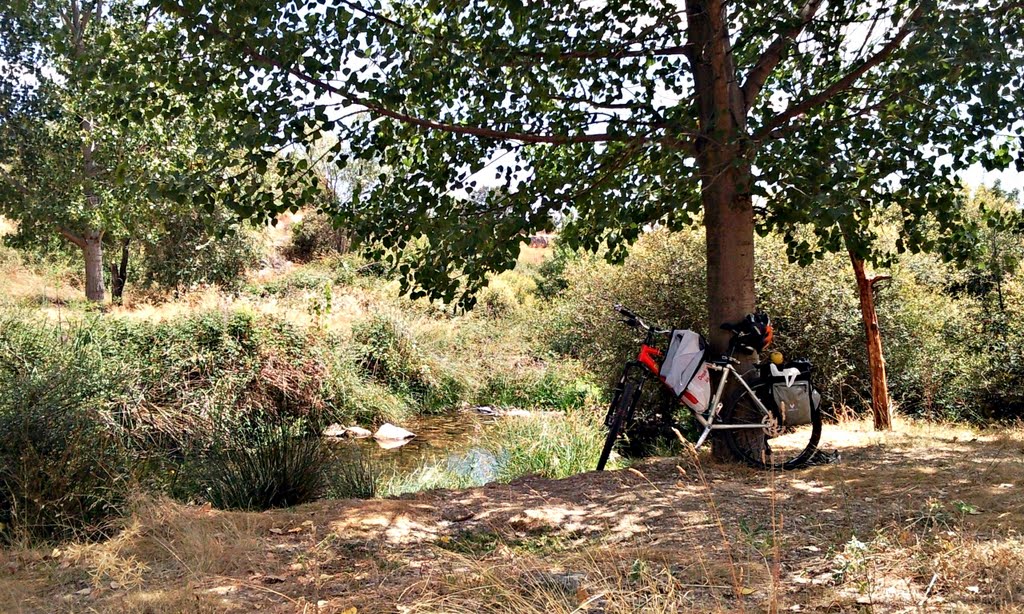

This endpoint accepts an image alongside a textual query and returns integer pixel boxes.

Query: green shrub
[352,312,468,413]
[0,315,135,541]
[196,418,326,511]
[137,206,264,292]
[477,284,518,318]
[484,410,610,481]
[546,227,1009,423]
[321,348,415,426]
[534,243,579,299]
[283,211,351,262]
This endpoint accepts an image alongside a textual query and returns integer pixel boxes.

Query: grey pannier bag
[768,362,821,427]
[659,329,706,398]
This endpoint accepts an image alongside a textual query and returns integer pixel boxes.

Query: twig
[918,572,939,607]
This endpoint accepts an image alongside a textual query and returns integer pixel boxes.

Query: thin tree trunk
[83,230,105,302]
[69,1,108,303]
[849,252,892,430]
[110,237,129,302]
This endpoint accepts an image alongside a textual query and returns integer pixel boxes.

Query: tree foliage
[144,0,1024,311]
[0,0,273,298]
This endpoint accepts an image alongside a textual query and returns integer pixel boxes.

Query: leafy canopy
[0,0,271,270]
[146,0,1024,304]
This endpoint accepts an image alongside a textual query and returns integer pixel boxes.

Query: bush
[321,348,415,426]
[249,262,355,298]
[477,284,519,318]
[0,315,135,541]
[196,418,326,511]
[137,206,264,292]
[283,211,351,262]
[534,243,579,299]
[352,312,468,413]
[546,227,1012,423]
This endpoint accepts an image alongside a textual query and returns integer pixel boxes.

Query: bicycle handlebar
[613,304,669,335]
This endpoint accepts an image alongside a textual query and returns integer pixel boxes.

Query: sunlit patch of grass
[485,409,613,481]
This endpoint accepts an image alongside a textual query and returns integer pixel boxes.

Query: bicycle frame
[690,362,774,448]
[615,306,776,451]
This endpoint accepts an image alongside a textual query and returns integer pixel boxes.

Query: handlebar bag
[660,329,706,398]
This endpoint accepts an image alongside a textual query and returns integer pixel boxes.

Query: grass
[324,446,380,499]
[0,235,594,538]
[2,419,1024,612]
[486,409,614,481]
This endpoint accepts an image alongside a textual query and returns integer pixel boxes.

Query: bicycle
[596,304,822,471]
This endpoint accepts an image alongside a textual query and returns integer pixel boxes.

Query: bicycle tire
[596,380,638,471]
[719,383,822,470]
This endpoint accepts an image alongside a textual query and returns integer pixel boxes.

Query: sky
[961,164,1024,196]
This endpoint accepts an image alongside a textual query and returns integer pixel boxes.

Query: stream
[326,412,504,488]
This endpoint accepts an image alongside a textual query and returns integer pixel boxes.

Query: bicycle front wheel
[719,385,822,470]
[596,380,638,471]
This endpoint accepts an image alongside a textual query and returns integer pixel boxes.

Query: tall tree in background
[2,0,110,300]
[150,0,1024,356]
[0,0,271,301]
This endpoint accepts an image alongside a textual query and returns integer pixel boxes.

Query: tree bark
[703,164,757,352]
[83,230,106,302]
[110,237,129,303]
[686,0,760,461]
[849,252,892,430]
[685,0,756,349]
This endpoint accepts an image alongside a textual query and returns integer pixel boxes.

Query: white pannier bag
[659,330,708,411]
[682,363,712,413]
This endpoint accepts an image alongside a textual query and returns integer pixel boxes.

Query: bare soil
[3,420,1023,613]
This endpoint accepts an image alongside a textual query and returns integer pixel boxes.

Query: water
[326,412,502,485]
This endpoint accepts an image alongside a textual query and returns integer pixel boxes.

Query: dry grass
[2,411,1023,612]
[517,245,552,267]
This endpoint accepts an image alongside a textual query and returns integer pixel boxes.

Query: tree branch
[741,0,824,109]
[753,4,924,141]
[58,226,87,249]
[0,166,30,196]
[225,31,667,145]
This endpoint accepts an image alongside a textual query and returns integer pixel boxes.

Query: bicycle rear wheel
[719,384,821,470]
[596,380,639,471]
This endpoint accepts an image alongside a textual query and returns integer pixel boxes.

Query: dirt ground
[3,419,1024,613]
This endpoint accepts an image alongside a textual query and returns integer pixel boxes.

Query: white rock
[375,438,412,450]
[344,426,372,438]
[323,423,347,438]
[374,423,415,441]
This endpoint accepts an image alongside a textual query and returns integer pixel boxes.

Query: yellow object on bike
[770,351,784,365]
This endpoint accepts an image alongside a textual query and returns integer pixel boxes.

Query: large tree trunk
[703,167,757,352]
[83,230,106,302]
[686,0,761,461]
[685,0,756,349]
[849,252,892,430]
[703,159,761,461]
